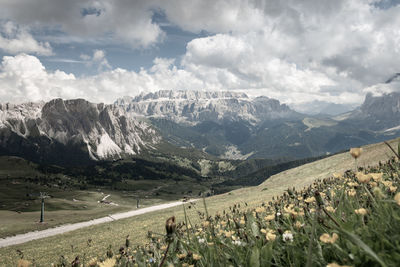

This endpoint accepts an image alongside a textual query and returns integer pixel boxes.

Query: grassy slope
[0,138,398,266]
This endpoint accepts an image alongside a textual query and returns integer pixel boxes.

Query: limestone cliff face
[115,90,301,124]
[0,98,160,163]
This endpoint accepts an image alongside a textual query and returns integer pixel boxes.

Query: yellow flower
[260,229,267,234]
[160,245,167,250]
[370,172,383,182]
[350,147,362,159]
[207,242,214,246]
[382,181,393,187]
[192,254,202,260]
[178,253,187,259]
[347,182,359,187]
[356,172,371,184]
[325,206,335,213]
[202,221,210,227]
[266,230,276,241]
[305,196,316,203]
[264,214,275,221]
[225,231,234,238]
[354,208,368,215]
[369,181,378,187]
[326,263,352,267]
[390,186,397,193]
[347,189,356,197]
[319,233,339,244]
[99,258,116,267]
[333,173,343,179]
[255,207,265,213]
[394,192,400,206]
[240,219,246,225]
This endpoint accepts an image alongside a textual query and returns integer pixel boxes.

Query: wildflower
[266,230,277,241]
[192,254,202,260]
[347,189,356,197]
[264,214,275,221]
[354,208,368,215]
[255,207,265,213]
[232,240,244,246]
[347,182,359,187]
[202,221,210,227]
[224,231,234,238]
[320,233,339,244]
[198,238,206,244]
[282,230,294,242]
[99,258,116,267]
[356,172,371,183]
[382,181,393,187]
[261,229,267,234]
[305,196,316,203]
[325,206,335,213]
[207,242,214,246]
[370,172,383,182]
[369,181,378,187]
[178,253,187,259]
[160,245,167,250]
[389,186,397,193]
[394,192,400,206]
[333,173,343,179]
[350,147,362,159]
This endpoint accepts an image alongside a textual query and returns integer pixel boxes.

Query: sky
[0,0,400,114]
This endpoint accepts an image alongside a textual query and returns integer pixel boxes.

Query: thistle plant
[350,147,362,172]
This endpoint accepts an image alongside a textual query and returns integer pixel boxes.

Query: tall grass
[19,153,400,266]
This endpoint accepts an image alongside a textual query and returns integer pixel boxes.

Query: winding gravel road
[0,200,195,248]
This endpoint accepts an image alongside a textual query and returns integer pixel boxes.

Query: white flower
[233,240,245,246]
[198,238,205,244]
[282,231,294,242]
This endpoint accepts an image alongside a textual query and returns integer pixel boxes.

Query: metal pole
[40,198,44,223]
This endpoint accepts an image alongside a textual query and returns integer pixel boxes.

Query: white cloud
[0,21,53,55]
[80,49,111,71]
[0,0,164,49]
[0,0,399,109]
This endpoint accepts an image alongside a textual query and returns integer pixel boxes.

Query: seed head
[165,216,176,236]
[350,147,362,159]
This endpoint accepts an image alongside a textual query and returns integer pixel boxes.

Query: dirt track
[0,200,194,248]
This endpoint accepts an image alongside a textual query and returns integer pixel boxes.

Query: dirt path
[0,200,196,248]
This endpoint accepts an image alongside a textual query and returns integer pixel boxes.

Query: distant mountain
[117,90,400,160]
[0,99,160,165]
[115,90,301,124]
[345,92,400,131]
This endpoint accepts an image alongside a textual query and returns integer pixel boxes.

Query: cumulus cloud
[0,21,53,55]
[80,49,111,71]
[0,0,399,108]
[0,0,164,48]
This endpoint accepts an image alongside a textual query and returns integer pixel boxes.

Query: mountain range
[1,89,400,166]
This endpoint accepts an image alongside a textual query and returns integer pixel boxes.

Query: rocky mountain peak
[116,90,299,124]
[0,98,160,164]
